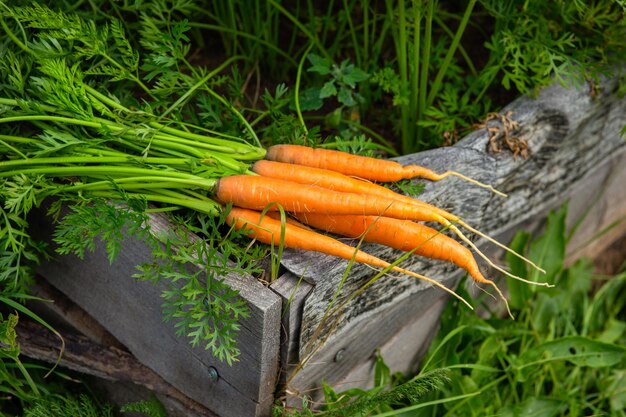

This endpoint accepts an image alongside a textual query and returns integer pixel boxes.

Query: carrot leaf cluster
[0,1,266,365]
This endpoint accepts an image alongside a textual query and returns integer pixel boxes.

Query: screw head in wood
[334,349,346,362]
[208,366,219,382]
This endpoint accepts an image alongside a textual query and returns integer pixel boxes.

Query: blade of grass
[268,0,331,60]
[427,0,477,106]
[294,43,314,141]
[0,295,65,380]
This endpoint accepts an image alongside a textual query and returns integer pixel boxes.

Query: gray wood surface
[276,76,626,400]
[269,272,314,392]
[33,212,282,417]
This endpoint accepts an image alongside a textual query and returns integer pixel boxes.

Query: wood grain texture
[277,76,626,398]
[26,279,126,350]
[269,272,314,391]
[33,211,282,417]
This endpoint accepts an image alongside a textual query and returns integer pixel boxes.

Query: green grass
[199,0,626,153]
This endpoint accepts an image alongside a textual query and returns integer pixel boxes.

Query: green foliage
[413,205,626,417]
[120,395,168,417]
[0,205,47,295]
[481,0,626,93]
[391,179,426,197]
[0,1,265,366]
[53,197,151,265]
[22,395,114,417]
[186,0,626,153]
[300,53,369,111]
[0,306,44,409]
[276,354,451,416]
[134,211,263,364]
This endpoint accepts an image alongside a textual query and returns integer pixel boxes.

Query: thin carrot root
[398,269,474,311]
[483,280,514,320]
[434,171,508,198]
[455,220,546,274]
[450,223,554,288]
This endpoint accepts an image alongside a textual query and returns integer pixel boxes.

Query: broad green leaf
[343,67,369,85]
[499,398,565,417]
[472,335,502,384]
[517,336,626,370]
[531,292,559,333]
[598,319,626,344]
[307,53,331,75]
[319,80,337,98]
[527,205,567,283]
[297,87,324,111]
[506,231,532,309]
[337,86,356,106]
[458,375,482,411]
[608,370,626,412]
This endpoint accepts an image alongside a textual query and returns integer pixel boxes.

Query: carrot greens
[0,1,267,364]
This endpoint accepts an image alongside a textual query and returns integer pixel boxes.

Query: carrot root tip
[486,281,514,320]
[441,171,508,198]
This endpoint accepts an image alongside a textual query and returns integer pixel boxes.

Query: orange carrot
[252,160,545,275]
[265,144,506,196]
[265,211,314,230]
[293,212,511,317]
[226,207,473,309]
[216,175,444,220]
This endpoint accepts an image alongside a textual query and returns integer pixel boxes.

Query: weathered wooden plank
[564,146,626,264]
[269,272,314,392]
[336,295,448,392]
[16,319,216,417]
[26,279,126,350]
[278,76,626,399]
[32,211,282,417]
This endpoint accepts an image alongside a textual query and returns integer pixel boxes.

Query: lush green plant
[275,360,455,417]
[19,392,167,417]
[0,0,267,365]
[21,395,115,417]
[186,0,626,153]
[410,208,626,417]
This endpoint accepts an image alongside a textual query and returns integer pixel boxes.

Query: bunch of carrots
[0,5,547,318]
[0,83,547,317]
[219,144,548,317]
